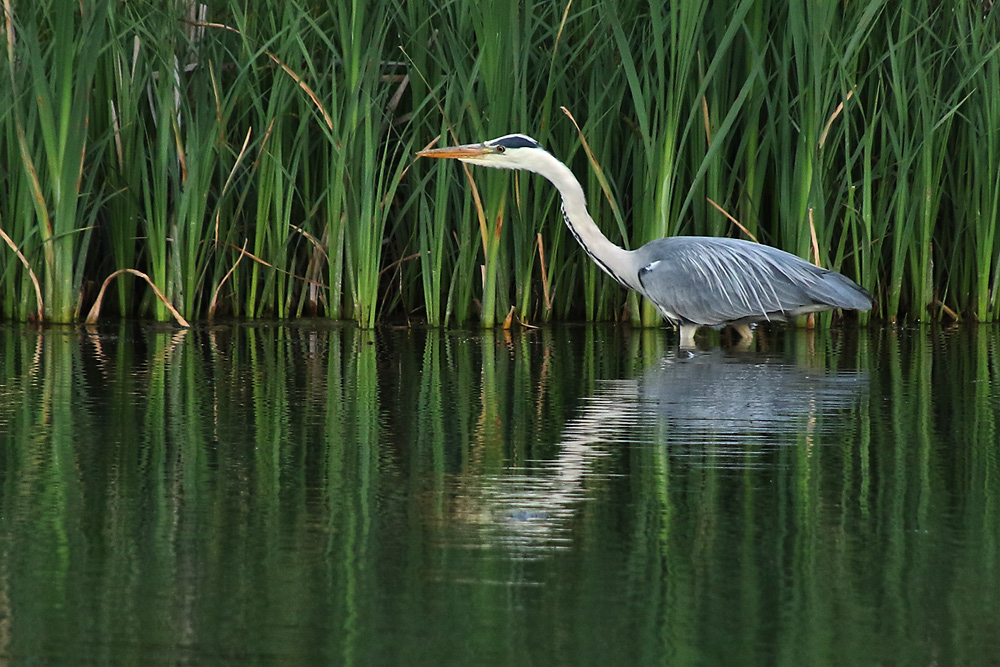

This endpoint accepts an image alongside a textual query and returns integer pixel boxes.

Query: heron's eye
[495,145,506,153]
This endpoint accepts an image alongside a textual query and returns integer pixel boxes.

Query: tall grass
[3,0,106,322]
[2,0,1000,326]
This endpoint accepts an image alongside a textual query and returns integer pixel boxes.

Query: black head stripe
[488,134,542,150]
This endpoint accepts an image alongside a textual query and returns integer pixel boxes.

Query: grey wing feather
[635,237,872,326]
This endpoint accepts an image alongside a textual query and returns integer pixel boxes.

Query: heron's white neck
[522,151,639,291]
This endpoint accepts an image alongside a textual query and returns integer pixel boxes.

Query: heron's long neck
[533,153,639,291]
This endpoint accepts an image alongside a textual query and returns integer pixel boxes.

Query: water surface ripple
[0,323,996,666]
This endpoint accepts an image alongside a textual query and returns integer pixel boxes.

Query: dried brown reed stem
[0,223,44,321]
[707,198,758,243]
[86,269,190,327]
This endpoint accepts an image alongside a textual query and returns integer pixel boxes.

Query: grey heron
[418,133,873,346]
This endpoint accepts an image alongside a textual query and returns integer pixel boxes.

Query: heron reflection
[443,348,867,558]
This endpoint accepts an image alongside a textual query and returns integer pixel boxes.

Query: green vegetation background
[2,0,998,327]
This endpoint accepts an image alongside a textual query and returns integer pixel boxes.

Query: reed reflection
[2,325,999,665]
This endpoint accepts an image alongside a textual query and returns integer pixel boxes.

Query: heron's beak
[417,143,492,160]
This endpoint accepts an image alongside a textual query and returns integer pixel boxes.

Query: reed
[3,0,1000,327]
[3,0,107,322]
[951,9,1000,322]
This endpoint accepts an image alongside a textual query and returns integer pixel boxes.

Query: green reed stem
[3,0,1000,327]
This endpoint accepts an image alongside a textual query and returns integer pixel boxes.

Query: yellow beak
[417,143,492,159]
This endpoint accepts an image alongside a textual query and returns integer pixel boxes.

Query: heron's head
[417,134,549,172]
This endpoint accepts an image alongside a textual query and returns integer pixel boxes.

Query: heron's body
[418,134,873,346]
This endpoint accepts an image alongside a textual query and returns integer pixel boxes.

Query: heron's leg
[679,324,699,349]
[734,323,754,340]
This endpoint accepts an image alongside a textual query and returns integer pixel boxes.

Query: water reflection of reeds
[1,325,999,664]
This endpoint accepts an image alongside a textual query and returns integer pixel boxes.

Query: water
[0,323,998,665]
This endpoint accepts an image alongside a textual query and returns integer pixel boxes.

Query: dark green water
[0,323,997,665]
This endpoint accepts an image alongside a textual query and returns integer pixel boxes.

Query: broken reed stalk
[86,269,190,327]
[0,224,44,321]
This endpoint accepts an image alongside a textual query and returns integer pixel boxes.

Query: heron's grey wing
[635,237,863,326]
